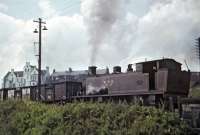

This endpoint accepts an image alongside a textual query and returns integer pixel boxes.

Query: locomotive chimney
[113,66,121,74]
[127,64,133,72]
[88,66,97,76]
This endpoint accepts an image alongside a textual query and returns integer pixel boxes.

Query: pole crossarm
[33,18,46,24]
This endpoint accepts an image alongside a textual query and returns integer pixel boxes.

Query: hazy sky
[0,0,200,83]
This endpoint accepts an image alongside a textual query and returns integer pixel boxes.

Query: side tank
[86,72,149,95]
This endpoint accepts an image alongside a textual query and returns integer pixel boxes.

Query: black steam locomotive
[25,58,190,107]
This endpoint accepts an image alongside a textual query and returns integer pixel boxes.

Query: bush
[0,100,192,135]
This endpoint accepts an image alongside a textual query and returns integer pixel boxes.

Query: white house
[2,62,50,88]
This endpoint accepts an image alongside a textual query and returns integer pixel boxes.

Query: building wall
[23,62,37,86]
[2,62,50,88]
[4,70,18,88]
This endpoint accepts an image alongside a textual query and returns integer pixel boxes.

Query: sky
[0,0,200,83]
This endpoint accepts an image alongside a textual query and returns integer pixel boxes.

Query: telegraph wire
[59,0,80,14]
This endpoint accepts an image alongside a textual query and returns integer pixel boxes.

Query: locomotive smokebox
[88,66,97,76]
[113,66,121,74]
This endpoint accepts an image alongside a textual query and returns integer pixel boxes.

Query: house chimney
[69,67,72,72]
[106,67,109,74]
[26,62,30,66]
[88,66,97,76]
[46,66,49,71]
[11,69,14,72]
[113,66,121,74]
[53,69,56,73]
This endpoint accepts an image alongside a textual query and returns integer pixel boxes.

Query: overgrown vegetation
[190,83,200,97]
[0,100,192,135]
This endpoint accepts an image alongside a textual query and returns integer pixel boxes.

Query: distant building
[2,62,50,88]
[50,67,108,83]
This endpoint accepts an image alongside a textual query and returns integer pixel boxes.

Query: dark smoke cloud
[81,0,127,65]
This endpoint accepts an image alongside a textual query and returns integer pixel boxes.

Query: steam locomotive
[26,58,190,107]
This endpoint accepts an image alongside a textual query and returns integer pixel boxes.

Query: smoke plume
[81,0,126,65]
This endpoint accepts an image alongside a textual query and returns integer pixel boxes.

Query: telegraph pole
[33,18,48,101]
[198,37,200,83]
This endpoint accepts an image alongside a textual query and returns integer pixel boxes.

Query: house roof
[3,72,11,79]
[51,70,87,77]
[4,71,23,78]
[41,70,48,75]
[51,69,107,77]
[33,67,48,75]
[30,65,36,68]
[14,71,23,77]
[4,68,48,79]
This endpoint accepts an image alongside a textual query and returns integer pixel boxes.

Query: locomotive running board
[72,90,163,99]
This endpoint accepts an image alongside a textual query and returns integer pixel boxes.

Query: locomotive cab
[136,58,190,108]
[136,58,182,90]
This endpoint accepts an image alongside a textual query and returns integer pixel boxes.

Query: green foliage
[190,84,200,97]
[0,101,192,135]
